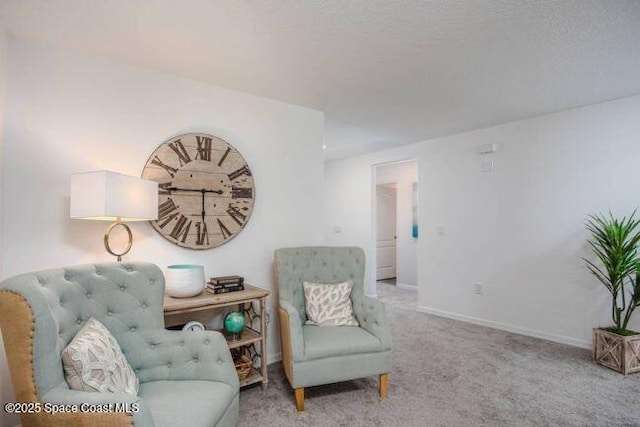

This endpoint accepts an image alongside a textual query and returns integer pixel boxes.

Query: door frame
[369,159,419,297]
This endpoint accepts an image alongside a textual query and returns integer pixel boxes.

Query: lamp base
[104,221,133,262]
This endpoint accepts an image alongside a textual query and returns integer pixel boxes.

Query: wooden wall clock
[141,133,255,249]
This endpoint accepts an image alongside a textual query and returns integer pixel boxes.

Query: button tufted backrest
[274,247,366,324]
[0,262,165,398]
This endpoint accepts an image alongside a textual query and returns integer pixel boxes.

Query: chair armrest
[41,387,152,427]
[124,329,239,390]
[353,296,391,350]
[279,300,304,362]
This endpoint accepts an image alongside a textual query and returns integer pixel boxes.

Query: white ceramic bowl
[165,264,205,298]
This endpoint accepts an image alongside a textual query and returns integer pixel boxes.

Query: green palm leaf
[585,210,640,332]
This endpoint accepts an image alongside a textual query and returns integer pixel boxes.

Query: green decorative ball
[224,311,245,334]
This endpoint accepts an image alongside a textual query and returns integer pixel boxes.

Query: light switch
[481,161,494,173]
[436,225,445,235]
[477,143,496,154]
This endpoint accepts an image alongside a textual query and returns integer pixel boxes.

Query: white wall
[0,28,6,285]
[325,145,421,295]
[376,161,418,288]
[0,38,325,409]
[0,26,5,283]
[0,25,18,427]
[326,94,640,348]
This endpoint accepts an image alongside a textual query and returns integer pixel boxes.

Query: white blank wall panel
[0,26,18,427]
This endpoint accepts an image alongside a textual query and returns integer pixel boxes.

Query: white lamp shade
[70,171,158,221]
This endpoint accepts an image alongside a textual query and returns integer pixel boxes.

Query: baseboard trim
[416,305,591,349]
[396,283,417,291]
[267,351,282,365]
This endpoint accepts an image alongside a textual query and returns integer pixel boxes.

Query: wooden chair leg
[379,373,388,399]
[295,387,305,411]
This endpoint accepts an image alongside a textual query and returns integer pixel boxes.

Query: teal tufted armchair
[274,247,391,411]
[0,262,239,427]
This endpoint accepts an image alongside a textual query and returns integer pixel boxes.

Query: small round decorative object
[224,311,245,340]
[165,264,205,298]
[182,321,205,332]
[103,221,133,262]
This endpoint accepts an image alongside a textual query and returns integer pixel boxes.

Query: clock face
[142,133,255,249]
[182,321,205,332]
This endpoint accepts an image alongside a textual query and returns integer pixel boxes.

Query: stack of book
[206,275,245,294]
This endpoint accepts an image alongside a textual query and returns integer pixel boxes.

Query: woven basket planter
[234,354,253,380]
[593,328,640,375]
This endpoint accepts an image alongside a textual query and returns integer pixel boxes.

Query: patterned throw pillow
[61,317,139,395]
[303,280,359,326]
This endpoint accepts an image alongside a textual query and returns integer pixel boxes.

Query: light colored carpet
[239,283,640,426]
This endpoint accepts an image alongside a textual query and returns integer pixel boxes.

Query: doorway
[373,160,418,291]
[376,184,397,281]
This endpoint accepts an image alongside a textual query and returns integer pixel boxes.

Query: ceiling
[1,0,640,161]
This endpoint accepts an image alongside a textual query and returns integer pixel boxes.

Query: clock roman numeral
[217,218,232,240]
[168,140,192,166]
[232,186,253,199]
[169,214,191,242]
[227,205,247,226]
[158,199,178,220]
[228,164,251,181]
[158,199,179,228]
[159,213,179,229]
[195,222,210,246]
[196,136,212,161]
[151,155,178,178]
[159,182,172,195]
[217,147,231,167]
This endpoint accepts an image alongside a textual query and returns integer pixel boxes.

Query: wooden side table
[163,284,270,389]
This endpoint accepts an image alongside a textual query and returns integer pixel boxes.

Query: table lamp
[70,171,158,261]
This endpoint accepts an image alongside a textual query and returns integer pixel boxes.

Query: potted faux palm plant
[585,211,640,374]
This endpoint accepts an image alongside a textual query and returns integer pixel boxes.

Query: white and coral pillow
[303,280,359,327]
[61,317,139,395]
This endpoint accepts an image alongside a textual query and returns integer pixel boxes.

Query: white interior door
[376,185,397,280]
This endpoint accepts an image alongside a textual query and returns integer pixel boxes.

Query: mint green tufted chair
[0,262,239,427]
[274,247,391,411]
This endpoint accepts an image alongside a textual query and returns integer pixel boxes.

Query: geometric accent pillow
[303,280,359,327]
[61,317,139,395]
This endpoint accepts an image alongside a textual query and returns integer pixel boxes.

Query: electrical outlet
[266,308,272,326]
[474,283,484,295]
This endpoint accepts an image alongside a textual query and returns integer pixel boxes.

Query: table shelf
[225,328,261,349]
[239,368,264,388]
[164,284,269,390]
